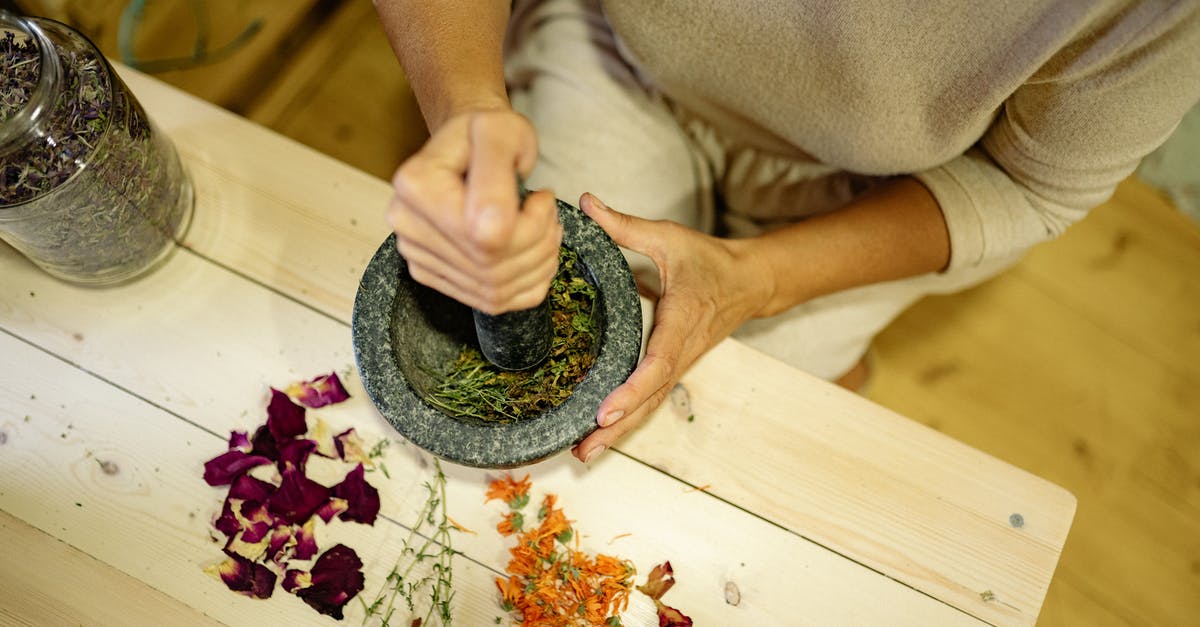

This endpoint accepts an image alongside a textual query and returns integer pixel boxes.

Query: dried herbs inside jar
[424,248,598,423]
[0,19,191,284]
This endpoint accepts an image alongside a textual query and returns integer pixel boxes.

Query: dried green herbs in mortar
[0,20,190,283]
[424,248,597,423]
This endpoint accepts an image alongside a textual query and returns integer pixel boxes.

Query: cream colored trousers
[505,0,1021,380]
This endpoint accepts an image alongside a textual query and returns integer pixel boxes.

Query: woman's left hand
[572,193,776,463]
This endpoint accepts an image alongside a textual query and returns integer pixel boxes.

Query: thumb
[579,193,660,257]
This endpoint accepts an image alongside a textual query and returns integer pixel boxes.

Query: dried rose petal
[285,544,365,619]
[250,424,280,461]
[333,428,372,465]
[267,388,308,440]
[656,603,694,627]
[317,498,350,524]
[277,438,318,473]
[214,476,277,538]
[236,501,275,543]
[285,372,351,408]
[205,553,276,599]
[637,562,692,626]
[228,430,252,452]
[268,468,330,525]
[267,524,296,565]
[214,502,242,537]
[293,518,319,561]
[226,530,271,562]
[282,568,313,593]
[203,450,272,486]
[228,474,276,503]
[331,464,380,525]
[637,562,676,600]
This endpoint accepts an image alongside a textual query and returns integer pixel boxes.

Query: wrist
[428,90,511,131]
[726,237,795,320]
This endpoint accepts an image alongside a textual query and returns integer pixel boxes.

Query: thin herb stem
[361,458,457,626]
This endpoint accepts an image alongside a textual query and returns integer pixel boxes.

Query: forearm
[744,176,951,317]
[373,0,511,130]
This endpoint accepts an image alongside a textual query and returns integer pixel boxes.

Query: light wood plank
[0,239,981,625]
[99,65,1075,625]
[0,510,222,627]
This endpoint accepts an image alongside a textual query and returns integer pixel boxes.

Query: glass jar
[0,12,193,285]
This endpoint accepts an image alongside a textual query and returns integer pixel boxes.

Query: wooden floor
[21,1,1200,624]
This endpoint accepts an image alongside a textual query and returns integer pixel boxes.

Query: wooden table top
[0,66,1075,626]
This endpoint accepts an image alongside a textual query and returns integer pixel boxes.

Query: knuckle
[392,160,421,192]
[476,284,506,313]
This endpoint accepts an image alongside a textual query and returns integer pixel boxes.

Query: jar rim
[0,11,63,152]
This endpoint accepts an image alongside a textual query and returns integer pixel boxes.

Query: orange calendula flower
[488,476,636,626]
[486,473,532,509]
[497,510,524,536]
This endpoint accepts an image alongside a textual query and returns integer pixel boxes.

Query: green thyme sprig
[361,458,457,626]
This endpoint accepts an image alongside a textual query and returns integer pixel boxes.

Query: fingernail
[583,446,606,463]
[599,410,624,427]
[588,194,609,210]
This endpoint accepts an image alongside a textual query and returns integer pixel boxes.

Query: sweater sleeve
[913,3,1200,271]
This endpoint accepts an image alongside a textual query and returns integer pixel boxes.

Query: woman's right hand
[386,108,562,314]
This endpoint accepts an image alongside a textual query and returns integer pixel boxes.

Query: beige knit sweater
[602,1,1200,270]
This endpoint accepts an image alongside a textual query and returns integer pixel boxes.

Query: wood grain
[0,510,221,627]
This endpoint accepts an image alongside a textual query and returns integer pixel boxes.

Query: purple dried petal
[214,501,241,537]
[267,388,307,440]
[209,553,276,599]
[333,428,371,465]
[331,464,380,525]
[228,430,252,452]
[267,524,296,566]
[317,498,349,524]
[282,569,313,593]
[237,501,274,543]
[293,518,319,561]
[285,373,351,408]
[203,450,272,486]
[288,544,364,619]
[267,468,330,525]
[229,474,276,502]
[656,603,694,627]
[225,529,270,562]
[277,438,318,473]
[250,424,280,461]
